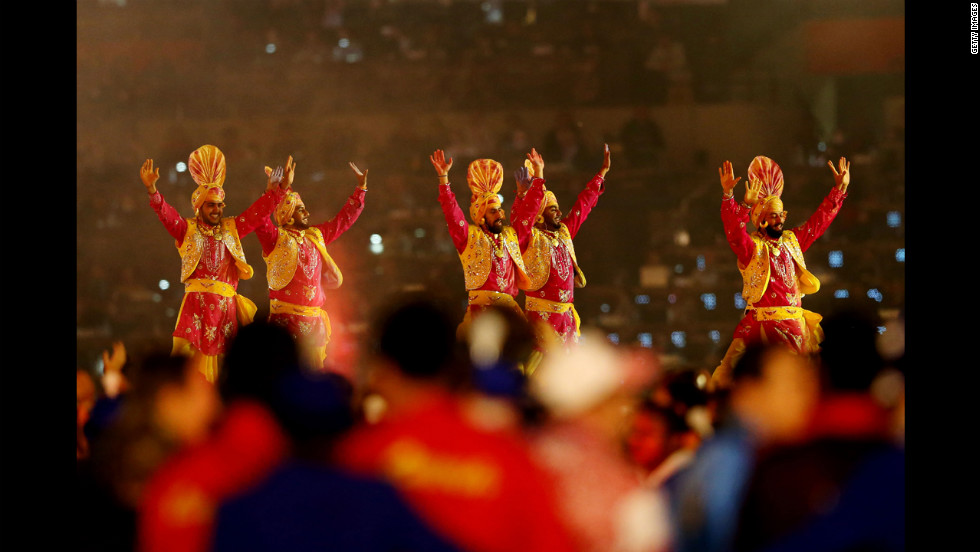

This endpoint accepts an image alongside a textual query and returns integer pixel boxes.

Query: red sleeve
[234,188,286,238]
[561,174,605,239]
[437,184,469,254]
[721,197,756,267]
[254,215,279,256]
[512,178,546,252]
[791,187,847,252]
[315,187,367,245]
[149,191,189,244]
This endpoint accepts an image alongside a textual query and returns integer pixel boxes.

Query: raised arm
[316,162,369,245]
[562,144,609,238]
[142,158,189,242]
[432,149,469,253]
[236,161,289,238]
[793,157,850,251]
[719,161,755,266]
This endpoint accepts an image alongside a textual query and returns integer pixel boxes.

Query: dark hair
[731,342,773,383]
[128,352,191,401]
[371,295,458,379]
[819,306,885,392]
[219,320,301,404]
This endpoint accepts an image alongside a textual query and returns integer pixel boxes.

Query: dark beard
[488,221,504,234]
[765,225,783,239]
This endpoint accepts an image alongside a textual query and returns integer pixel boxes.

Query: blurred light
[670,331,687,348]
[312,171,325,182]
[696,373,709,389]
[94,357,105,376]
[607,333,620,345]
[828,250,843,268]
[414,228,426,238]
[600,303,611,313]
[638,333,653,348]
[674,264,684,274]
[634,294,650,305]
[674,230,690,247]
[886,211,901,228]
[265,43,277,54]
[895,248,905,262]
[338,38,350,48]
[709,330,721,343]
[175,162,187,173]
[877,326,887,335]
[867,288,883,303]
[369,233,383,244]
[369,243,384,255]
[696,255,706,271]
[158,279,170,291]
[700,293,717,310]
[817,141,827,152]
[734,294,746,309]
[667,293,677,305]
[834,289,850,299]
[165,308,176,317]
[152,293,162,303]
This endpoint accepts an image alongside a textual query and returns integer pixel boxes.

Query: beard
[764,225,784,239]
[487,218,505,234]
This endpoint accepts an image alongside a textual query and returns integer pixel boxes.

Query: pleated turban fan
[189,145,227,214]
[747,155,785,229]
[275,191,305,227]
[467,159,504,224]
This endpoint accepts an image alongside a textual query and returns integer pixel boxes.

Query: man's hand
[744,180,762,206]
[526,148,544,179]
[140,159,160,194]
[514,166,533,198]
[718,160,740,198]
[264,165,284,192]
[828,156,850,193]
[101,341,128,398]
[430,149,453,185]
[350,162,368,190]
[598,143,611,178]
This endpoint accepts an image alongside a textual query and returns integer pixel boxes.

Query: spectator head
[130,352,221,446]
[626,399,689,473]
[270,368,355,459]
[219,320,301,405]
[818,306,886,393]
[371,294,459,381]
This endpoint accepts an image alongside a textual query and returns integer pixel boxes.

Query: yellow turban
[536,190,558,225]
[188,145,227,213]
[466,159,504,224]
[746,155,785,228]
[275,191,305,227]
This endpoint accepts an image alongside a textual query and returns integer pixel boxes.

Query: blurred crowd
[77,294,905,552]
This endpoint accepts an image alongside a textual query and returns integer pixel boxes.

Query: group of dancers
[140,142,851,385]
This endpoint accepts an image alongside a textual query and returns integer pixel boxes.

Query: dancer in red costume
[140,146,289,382]
[713,155,851,388]
[511,145,610,375]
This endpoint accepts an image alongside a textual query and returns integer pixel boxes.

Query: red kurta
[149,188,285,356]
[254,188,365,352]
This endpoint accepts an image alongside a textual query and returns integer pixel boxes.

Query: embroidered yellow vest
[177,218,253,283]
[264,227,343,291]
[522,224,586,292]
[738,230,820,306]
[459,225,531,291]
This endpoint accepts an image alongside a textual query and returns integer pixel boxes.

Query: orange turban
[746,156,785,228]
[466,159,504,224]
[536,190,558,225]
[275,190,305,227]
[188,145,227,213]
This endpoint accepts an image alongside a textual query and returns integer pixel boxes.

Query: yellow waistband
[748,306,804,321]
[467,290,518,307]
[525,296,574,314]
[184,278,236,298]
[270,299,323,318]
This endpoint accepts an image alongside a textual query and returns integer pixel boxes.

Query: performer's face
[484,206,506,234]
[542,204,562,231]
[763,210,786,238]
[288,204,310,229]
[200,200,225,226]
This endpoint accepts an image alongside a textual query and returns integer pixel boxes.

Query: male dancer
[713,155,851,388]
[511,145,610,374]
[430,149,530,339]
[140,145,288,382]
[254,156,368,370]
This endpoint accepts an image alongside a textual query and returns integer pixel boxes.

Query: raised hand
[265,165,284,192]
[514,166,533,197]
[744,179,763,206]
[599,143,611,178]
[430,149,453,183]
[350,161,368,190]
[526,148,544,179]
[828,156,850,193]
[140,159,160,194]
[283,155,296,189]
[718,160,740,197]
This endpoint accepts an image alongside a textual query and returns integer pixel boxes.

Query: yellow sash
[525,296,581,336]
[183,278,257,326]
